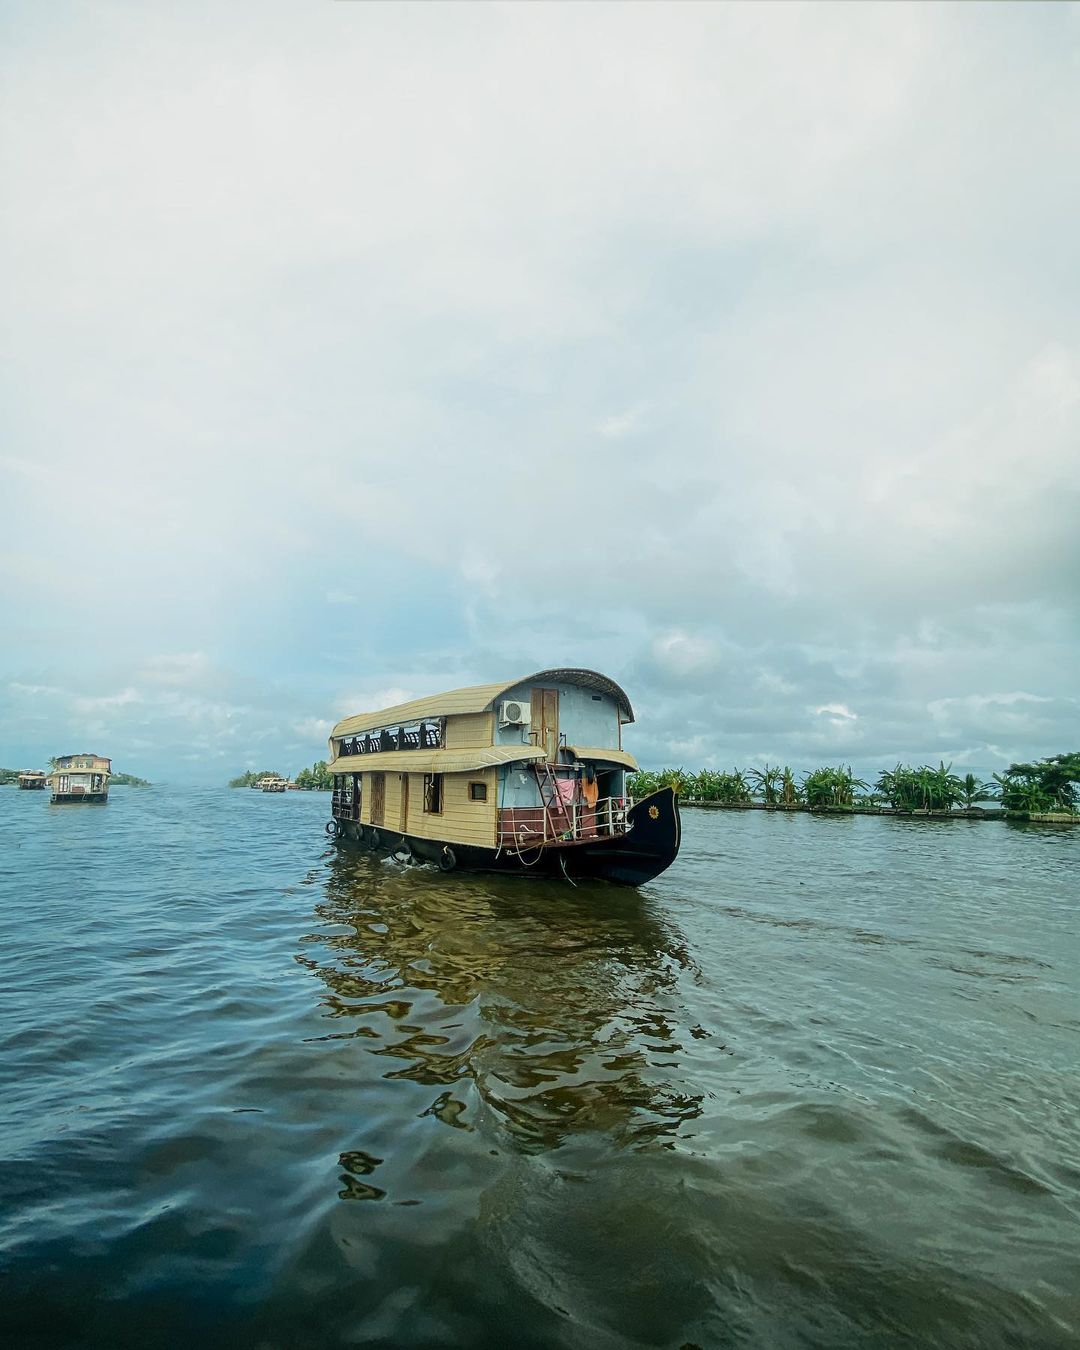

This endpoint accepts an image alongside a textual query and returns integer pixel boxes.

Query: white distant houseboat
[261,777,289,793]
[50,754,111,804]
[326,668,680,886]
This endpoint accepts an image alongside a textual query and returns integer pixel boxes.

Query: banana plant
[993,773,1055,812]
[713,770,751,804]
[780,766,802,806]
[746,763,783,805]
[627,770,662,799]
[688,769,723,801]
[659,767,690,796]
[802,765,868,808]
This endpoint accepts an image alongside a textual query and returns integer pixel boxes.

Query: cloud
[139,653,211,687]
[649,632,723,679]
[8,681,64,698]
[336,688,418,720]
[292,717,333,742]
[1,3,1077,779]
[597,405,648,440]
[813,704,858,722]
[73,688,142,713]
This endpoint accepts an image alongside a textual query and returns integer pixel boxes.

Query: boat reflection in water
[284,850,726,1347]
[283,848,1058,1350]
[297,850,705,1160]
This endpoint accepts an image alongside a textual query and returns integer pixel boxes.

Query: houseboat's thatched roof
[330,669,635,740]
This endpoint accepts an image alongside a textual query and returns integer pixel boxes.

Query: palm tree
[959,772,996,809]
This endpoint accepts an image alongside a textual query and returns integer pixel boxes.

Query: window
[423,773,442,814]
[468,781,487,802]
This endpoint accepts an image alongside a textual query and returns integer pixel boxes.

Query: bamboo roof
[328,744,547,776]
[331,669,635,739]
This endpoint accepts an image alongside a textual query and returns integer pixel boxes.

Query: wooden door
[399,774,409,832]
[370,773,385,826]
[530,688,559,762]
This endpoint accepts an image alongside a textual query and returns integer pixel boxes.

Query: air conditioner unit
[498,699,529,727]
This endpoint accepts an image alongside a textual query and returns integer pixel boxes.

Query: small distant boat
[325,668,680,885]
[17,770,47,790]
[261,777,288,793]
[50,754,111,804]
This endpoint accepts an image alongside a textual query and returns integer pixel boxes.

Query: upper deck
[53,753,112,774]
[327,668,635,775]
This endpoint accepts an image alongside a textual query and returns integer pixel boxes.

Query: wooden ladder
[533,763,575,840]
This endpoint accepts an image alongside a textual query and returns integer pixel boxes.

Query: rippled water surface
[1,788,1078,1349]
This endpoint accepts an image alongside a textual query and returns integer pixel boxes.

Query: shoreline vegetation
[228,761,332,790]
[224,751,1078,821]
[628,753,1079,823]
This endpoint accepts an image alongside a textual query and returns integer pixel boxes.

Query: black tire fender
[438,846,457,872]
[325,820,340,837]
[368,828,381,851]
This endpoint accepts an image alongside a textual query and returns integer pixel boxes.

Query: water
[1,788,1078,1349]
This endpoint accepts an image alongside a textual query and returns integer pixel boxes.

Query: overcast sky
[2,1,1077,784]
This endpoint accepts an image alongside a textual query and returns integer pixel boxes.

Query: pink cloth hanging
[555,778,577,805]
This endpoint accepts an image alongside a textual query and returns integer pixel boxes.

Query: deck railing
[497,797,628,851]
[331,789,360,822]
[335,723,442,758]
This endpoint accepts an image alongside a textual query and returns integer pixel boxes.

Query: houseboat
[261,777,289,793]
[17,770,47,790]
[49,754,111,804]
[326,669,680,885]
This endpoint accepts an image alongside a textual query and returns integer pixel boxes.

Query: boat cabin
[50,753,111,804]
[17,770,47,790]
[328,669,639,856]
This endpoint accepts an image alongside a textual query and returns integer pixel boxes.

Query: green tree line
[228,761,333,789]
[294,761,332,790]
[628,752,1079,814]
